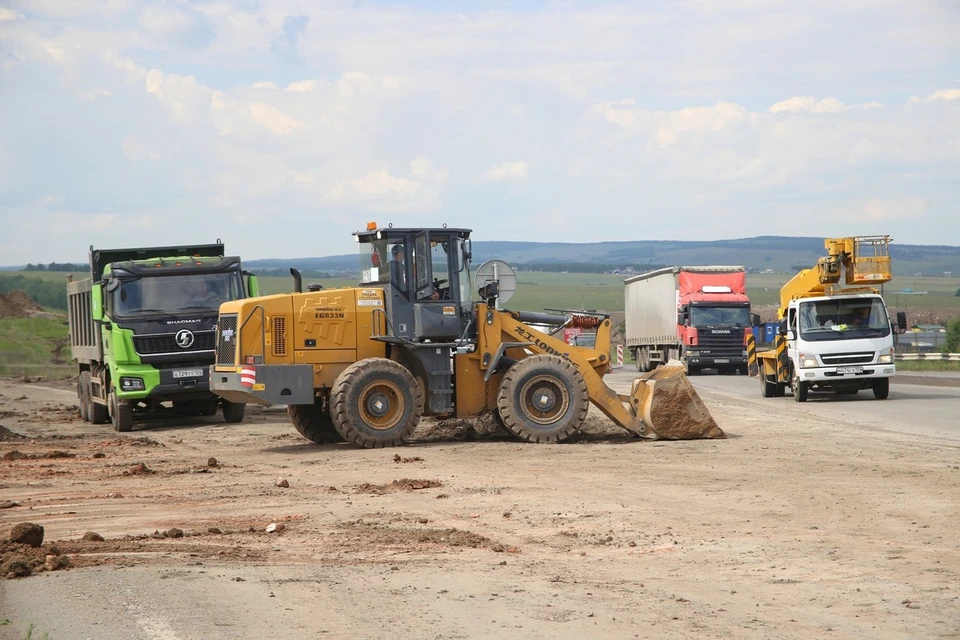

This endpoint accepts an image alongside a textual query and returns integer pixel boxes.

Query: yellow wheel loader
[209,224,723,448]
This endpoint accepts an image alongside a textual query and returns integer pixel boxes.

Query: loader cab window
[456,237,472,305]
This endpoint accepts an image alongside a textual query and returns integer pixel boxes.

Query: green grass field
[0,316,74,378]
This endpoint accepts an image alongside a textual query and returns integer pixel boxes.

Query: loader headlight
[878,348,894,364]
[119,377,145,391]
[799,353,818,368]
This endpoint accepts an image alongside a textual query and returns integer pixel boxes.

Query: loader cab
[355,225,474,344]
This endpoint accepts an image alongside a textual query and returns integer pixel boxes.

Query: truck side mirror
[777,318,787,336]
[91,283,104,322]
[895,310,907,334]
[244,273,260,297]
[677,312,684,326]
[750,313,760,326]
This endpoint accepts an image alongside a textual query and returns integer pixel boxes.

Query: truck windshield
[111,272,243,317]
[798,298,891,341]
[690,306,750,327]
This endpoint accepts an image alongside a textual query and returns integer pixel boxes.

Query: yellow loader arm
[478,305,723,439]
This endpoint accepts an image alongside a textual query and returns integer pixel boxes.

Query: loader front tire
[288,399,343,444]
[496,355,588,443]
[331,358,422,448]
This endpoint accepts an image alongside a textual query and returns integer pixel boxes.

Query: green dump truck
[67,243,259,431]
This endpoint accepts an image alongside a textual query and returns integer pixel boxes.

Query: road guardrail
[896,353,960,362]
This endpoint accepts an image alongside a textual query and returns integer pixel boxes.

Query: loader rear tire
[288,400,343,444]
[496,355,588,443]
[331,358,422,448]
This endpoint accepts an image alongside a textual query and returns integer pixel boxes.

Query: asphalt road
[676,370,960,443]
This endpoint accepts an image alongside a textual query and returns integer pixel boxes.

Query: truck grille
[216,314,238,366]
[696,332,745,359]
[133,331,216,355]
[821,351,875,365]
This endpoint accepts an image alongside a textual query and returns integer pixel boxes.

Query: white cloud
[285,80,317,92]
[593,100,750,147]
[483,161,530,182]
[910,89,960,103]
[769,96,884,113]
[251,82,278,90]
[858,198,930,222]
[0,8,24,21]
[248,103,302,135]
[121,137,159,162]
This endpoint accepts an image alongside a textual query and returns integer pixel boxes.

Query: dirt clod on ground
[354,479,443,494]
[8,523,44,547]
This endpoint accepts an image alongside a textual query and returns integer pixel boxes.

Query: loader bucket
[629,364,725,439]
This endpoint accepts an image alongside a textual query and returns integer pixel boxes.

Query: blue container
[763,322,778,344]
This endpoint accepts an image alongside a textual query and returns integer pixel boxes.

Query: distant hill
[5,236,958,276]
[244,236,960,276]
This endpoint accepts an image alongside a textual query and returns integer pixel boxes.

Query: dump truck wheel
[873,378,890,400]
[288,401,343,444]
[109,391,133,433]
[331,358,423,448]
[496,355,588,443]
[78,373,90,422]
[222,401,246,423]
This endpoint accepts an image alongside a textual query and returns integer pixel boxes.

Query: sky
[0,0,958,265]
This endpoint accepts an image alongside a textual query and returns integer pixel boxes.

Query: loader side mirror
[91,283,104,321]
[243,272,260,298]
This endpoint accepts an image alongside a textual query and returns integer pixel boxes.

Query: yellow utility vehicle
[751,236,907,401]
[210,224,722,447]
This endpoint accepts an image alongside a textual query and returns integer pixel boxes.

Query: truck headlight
[685,350,699,357]
[799,353,818,368]
[119,377,145,391]
[877,348,894,364]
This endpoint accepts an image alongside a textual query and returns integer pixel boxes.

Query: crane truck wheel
[496,355,589,444]
[873,378,890,400]
[760,368,774,398]
[330,358,423,448]
[793,376,808,402]
[288,400,344,444]
[109,390,134,433]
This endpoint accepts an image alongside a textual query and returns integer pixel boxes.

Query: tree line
[22,262,86,272]
[0,275,69,310]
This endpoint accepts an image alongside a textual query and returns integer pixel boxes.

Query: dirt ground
[1,375,958,639]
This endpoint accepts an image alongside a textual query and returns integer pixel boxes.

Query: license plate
[836,366,863,375]
[173,368,204,379]
[713,359,730,363]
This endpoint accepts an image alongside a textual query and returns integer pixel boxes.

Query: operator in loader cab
[389,244,407,293]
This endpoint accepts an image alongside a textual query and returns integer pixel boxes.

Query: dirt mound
[0,292,28,319]
[0,425,28,441]
[5,290,44,312]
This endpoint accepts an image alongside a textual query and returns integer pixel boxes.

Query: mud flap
[630,362,725,439]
